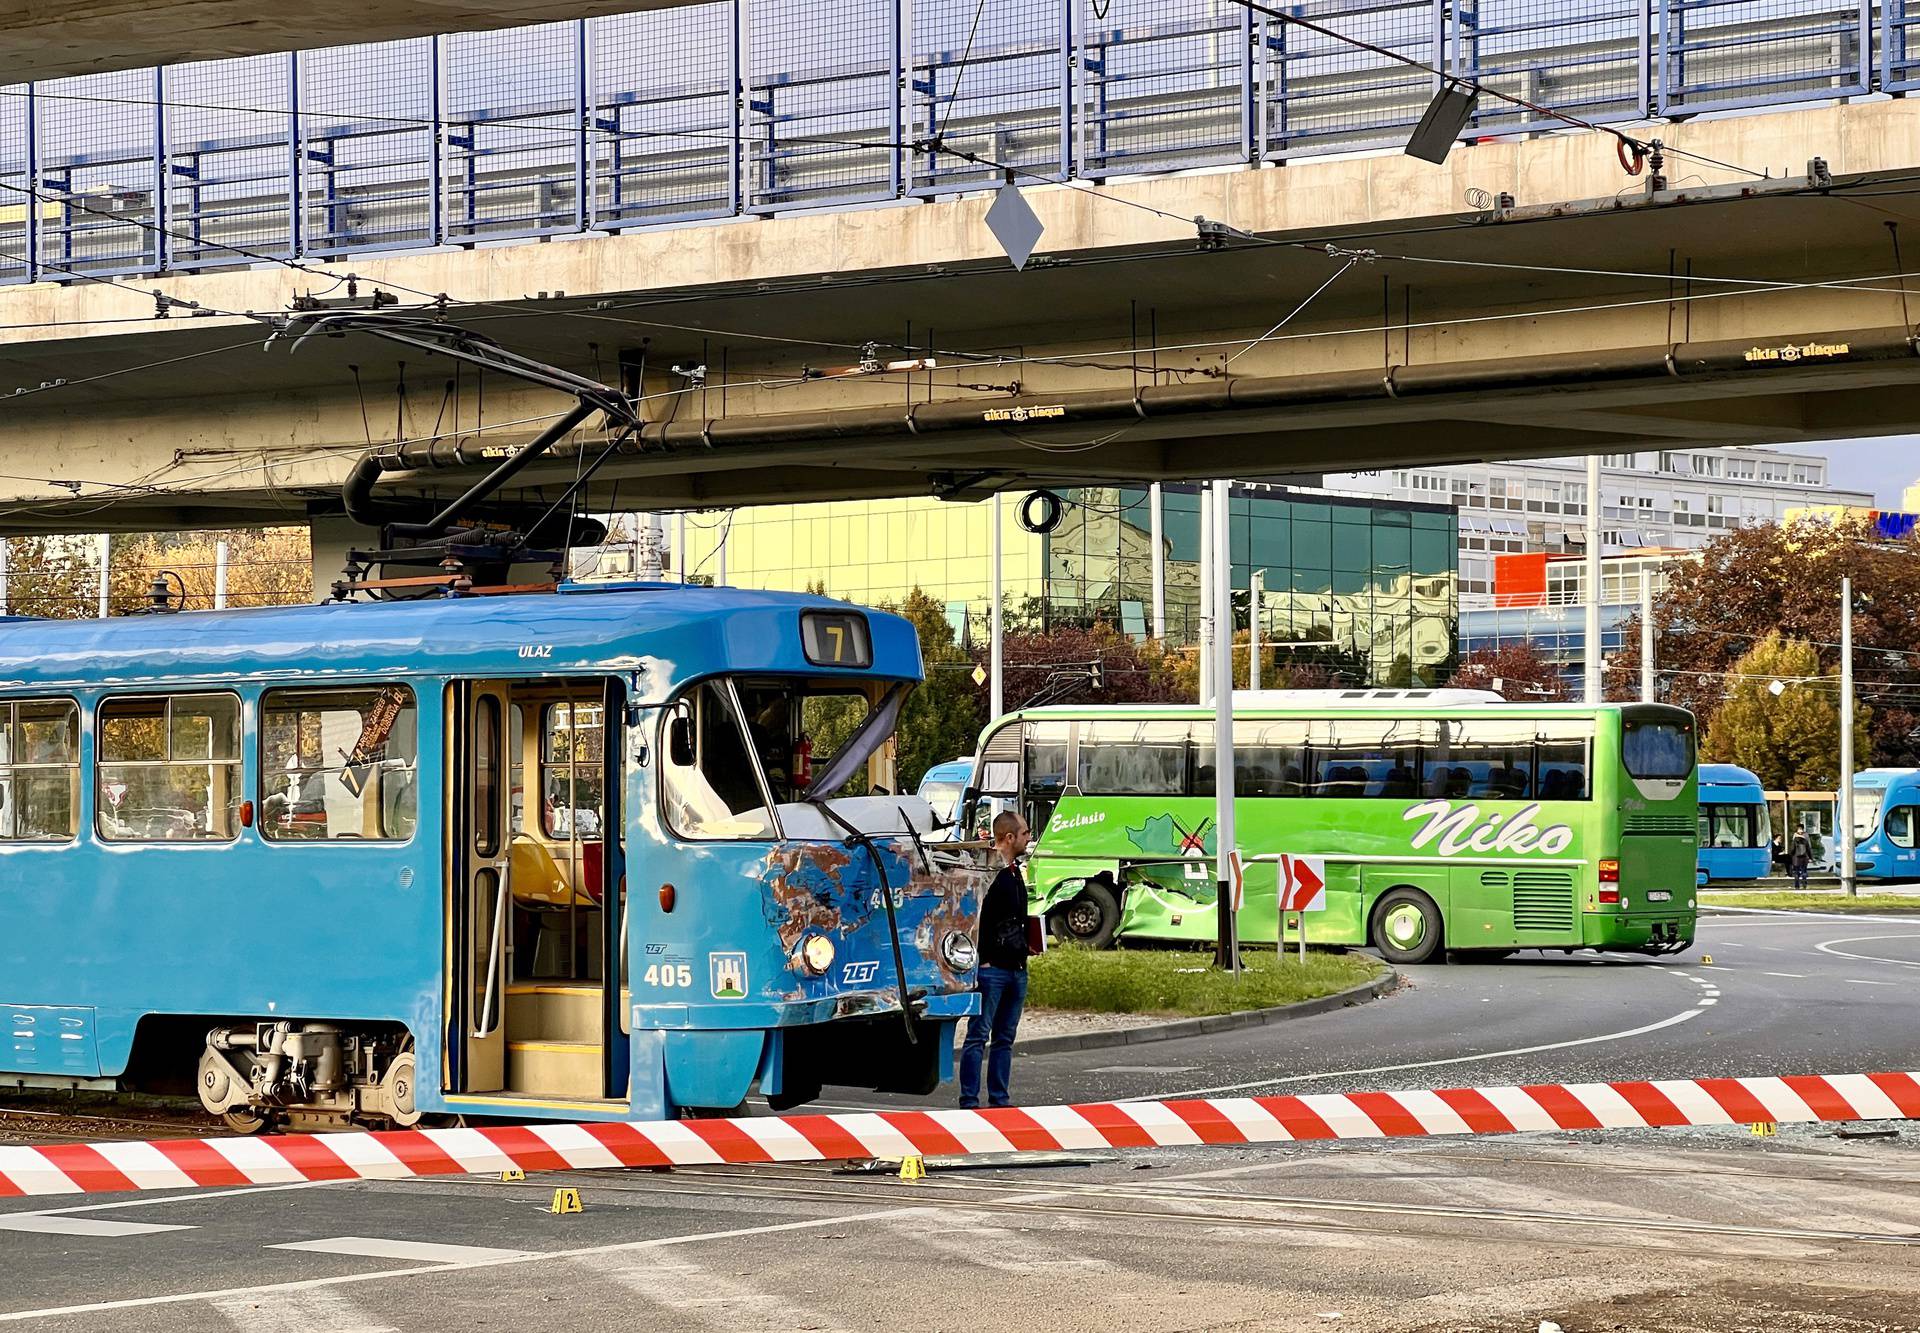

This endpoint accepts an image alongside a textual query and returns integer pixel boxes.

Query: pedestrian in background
[1789,827,1813,891]
[958,810,1034,1110]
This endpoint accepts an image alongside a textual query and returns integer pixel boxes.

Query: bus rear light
[1598,859,1620,883]
[1598,887,1620,905]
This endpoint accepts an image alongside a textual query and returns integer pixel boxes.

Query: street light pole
[1840,574,1856,898]
[1149,482,1166,639]
[1640,569,1654,703]
[1211,479,1240,974]
[990,492,1004,721]
[1584,453,1603,703]
[1249,568,1264,692]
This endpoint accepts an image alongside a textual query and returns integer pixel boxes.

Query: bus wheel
[1053,878,1121,949]
[1371,888,1442,965]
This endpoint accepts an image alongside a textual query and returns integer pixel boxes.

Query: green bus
[960,692,1698,964]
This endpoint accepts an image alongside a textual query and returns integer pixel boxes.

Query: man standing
[959,810,1034,1110]
[1788,827,1814,891]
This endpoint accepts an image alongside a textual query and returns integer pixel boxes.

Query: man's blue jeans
[958,965,1028,1109]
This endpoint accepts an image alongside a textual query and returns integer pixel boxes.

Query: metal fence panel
[1258,0,1442,162]
[744,0,902,209]
[36,70,162,275]
[1882,0,1920,88]
[592,3,738,226]
[164,55,294,269]
[299,38,438,256]
[1452,0,1650,133]
[910,0,1067,194]
[0,87,31,283]
[1079,0,1250,178]
[1658,0,1869,113]
[444,23,581,242]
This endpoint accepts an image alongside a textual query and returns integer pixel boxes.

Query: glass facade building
[615,484,1458,688]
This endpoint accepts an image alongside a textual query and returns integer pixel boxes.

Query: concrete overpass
[4,3,1920,564]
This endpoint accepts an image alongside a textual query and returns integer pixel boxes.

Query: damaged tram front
[0,585,988,1130]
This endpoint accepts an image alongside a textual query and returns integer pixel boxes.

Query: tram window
[259,687,418,842]
[1701,804,1757,848]
[509,704,526,835]
[661,682,776,840]
[542,702,605,839]
[1078,720,1189,796]
[0,699,80,841]
[98,693,242,842]
[1887,806,1917,850]
[734,680,874,803]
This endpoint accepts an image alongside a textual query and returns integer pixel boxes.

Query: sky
[1815,437,1918,508]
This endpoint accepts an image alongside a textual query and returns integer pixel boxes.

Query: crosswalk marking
[0,1214,193,1238]
[575,1245,852,1331]
[268,1237,534,1265]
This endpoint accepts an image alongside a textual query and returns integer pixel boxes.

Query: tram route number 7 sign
[1277,854,1328,914]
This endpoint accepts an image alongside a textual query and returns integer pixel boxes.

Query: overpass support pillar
[309,516,361,604]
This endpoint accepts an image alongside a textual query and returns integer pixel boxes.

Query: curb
[1009,958,1400,1056]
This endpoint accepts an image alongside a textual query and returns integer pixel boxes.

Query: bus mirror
[668,715,695,768]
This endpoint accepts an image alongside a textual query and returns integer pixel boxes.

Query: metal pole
[716,511,729,586]
[1149,482,1166,639]
[1198,488,1213,705]
[1639,567,1654,703]
[639,513,665,580]
[1840,574,1856,898]
[214,541,229,610]
[676,512,687,583]
[0,536,9,616]
[990,492,1004,721]
[96,533,110,619]
[1584,453,1603,703]
[1249,568,1264,693]
[1211,480,1239,975]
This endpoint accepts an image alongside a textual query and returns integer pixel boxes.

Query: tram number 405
[643,964,694,988]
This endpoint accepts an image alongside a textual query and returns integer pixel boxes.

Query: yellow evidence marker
[500,1169,526,1182]
[898,1155,927,1182]
[549,1188,584,1215]
[1749,1122,1778,1137]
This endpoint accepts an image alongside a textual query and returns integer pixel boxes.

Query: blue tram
[0,584,985,1129]
[1696,764,1771,883]
[1852,768,1920,882]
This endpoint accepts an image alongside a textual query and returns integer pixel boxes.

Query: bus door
[447,680,511,1094]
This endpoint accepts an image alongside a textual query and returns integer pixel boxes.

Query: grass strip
[1027,946,1383,1018]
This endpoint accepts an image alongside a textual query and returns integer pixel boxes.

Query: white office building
[1329,447,1872,598]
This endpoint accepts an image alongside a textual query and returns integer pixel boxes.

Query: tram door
[448,681,512,1094]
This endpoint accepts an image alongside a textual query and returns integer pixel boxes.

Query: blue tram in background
[1852,768,1920,882]
[0,585,984,1129]
[1696,764,1771,883]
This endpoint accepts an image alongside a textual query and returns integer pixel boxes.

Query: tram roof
[0,584,923,697]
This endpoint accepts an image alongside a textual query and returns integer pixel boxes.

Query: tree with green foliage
[1704,633,1871,789]
[884,587,986,789]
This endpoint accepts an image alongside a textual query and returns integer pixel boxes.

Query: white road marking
[210,1286,400,1333]
[884,1205,1114,1274]
[5,1179,338,1218]
[1817,934,1920,969]
[1710,907,1920,925]
[0,1214,193,1238]
[1761,972,1809,979]
[576,1244,853,1330]
[1845,979,1899,987]
[269,1237,534,1264]
[1697,998,1718,1006]
[1152,1004,1704,1100]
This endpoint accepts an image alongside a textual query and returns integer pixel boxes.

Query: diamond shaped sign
[985,182,1044,271]
[971,664,988,687]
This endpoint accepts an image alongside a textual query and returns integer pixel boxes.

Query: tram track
[378,1160,1920,1257]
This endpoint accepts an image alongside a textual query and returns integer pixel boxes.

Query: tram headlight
[800,934,837,976]
[941,932,978,972]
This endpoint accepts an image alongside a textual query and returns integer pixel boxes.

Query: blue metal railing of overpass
[0,1,1905,286]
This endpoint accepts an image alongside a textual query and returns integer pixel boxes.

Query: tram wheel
[220,1107,271,1135]
[1370,888,1443,966]
[1051,878,1120,949]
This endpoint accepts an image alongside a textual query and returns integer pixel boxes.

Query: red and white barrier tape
[5,1071,1917,1199]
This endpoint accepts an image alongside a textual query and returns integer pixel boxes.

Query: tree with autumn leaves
[1607,516,1920,770]
[2,528,313,617]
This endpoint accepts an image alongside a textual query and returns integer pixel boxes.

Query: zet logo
[709,952,749,999]
[841,960,880,985]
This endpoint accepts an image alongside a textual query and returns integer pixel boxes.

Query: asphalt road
[2,910,1918,1332]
